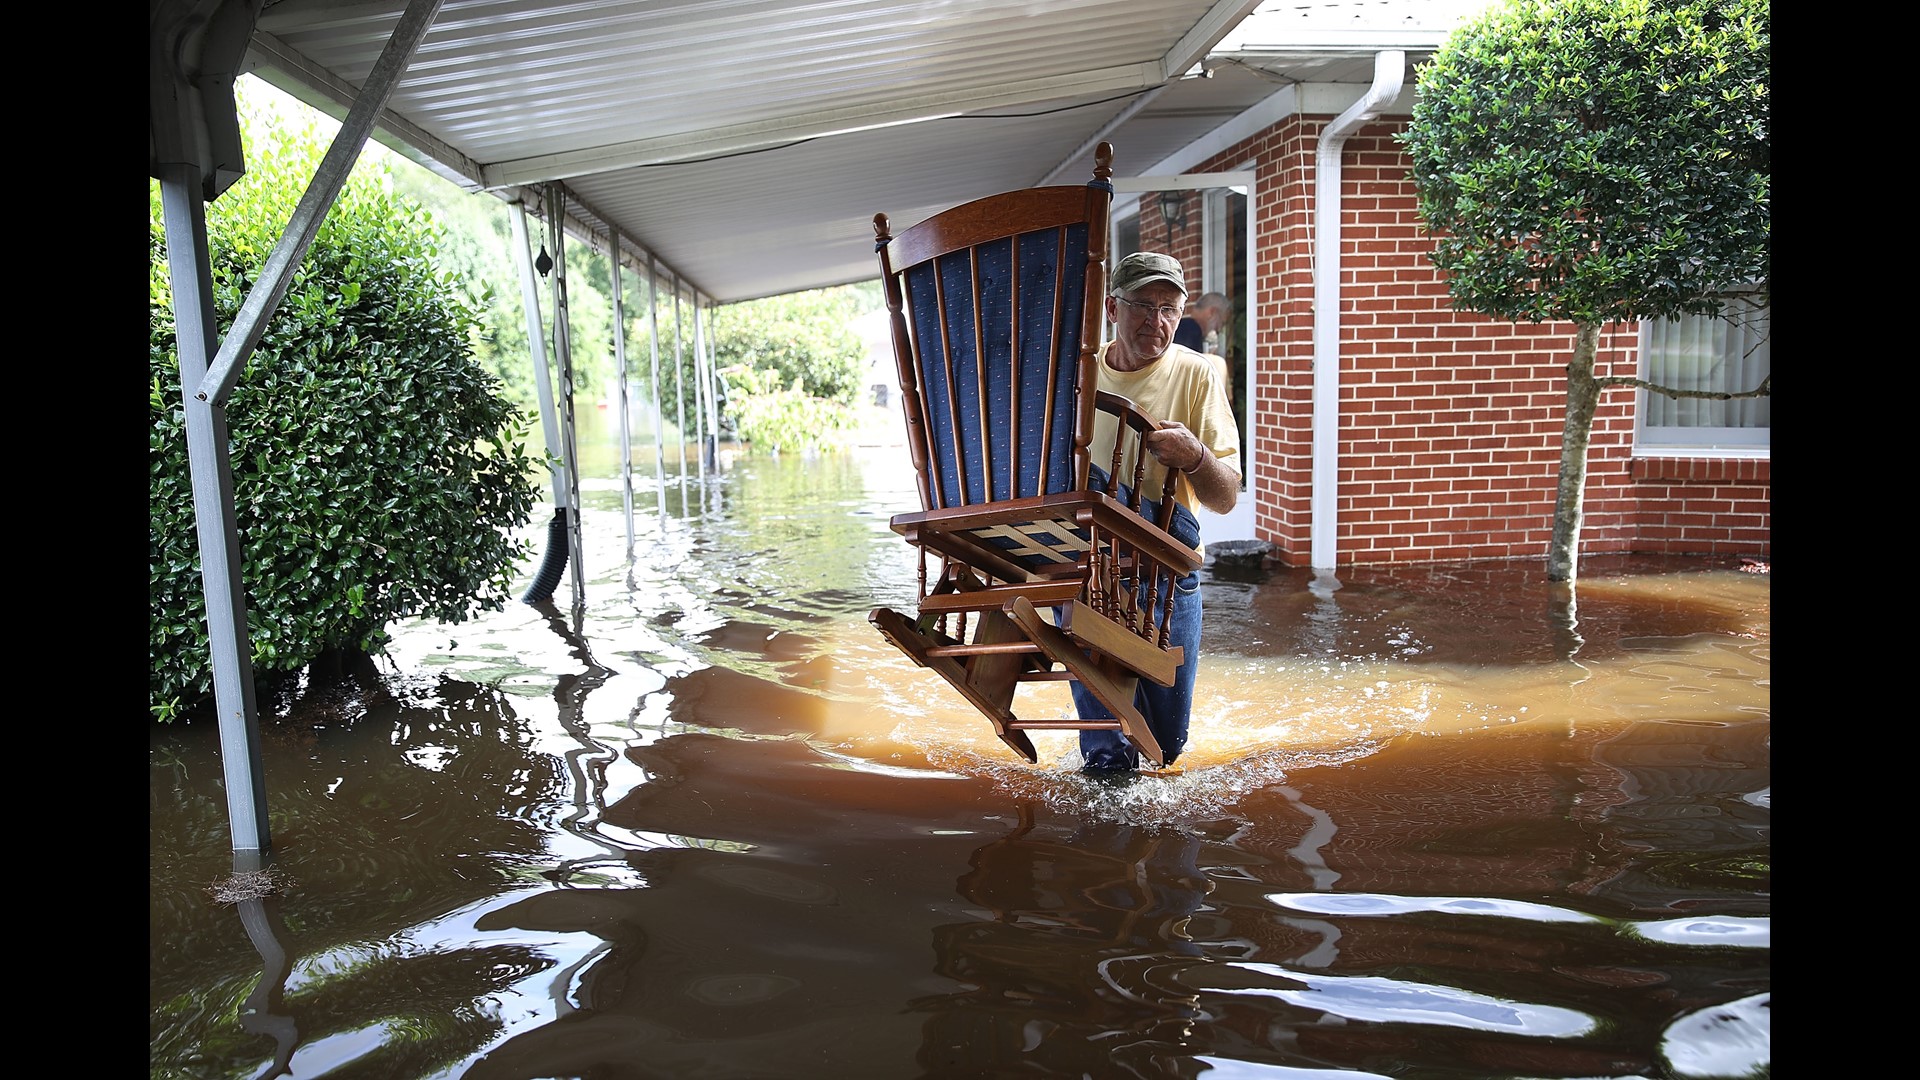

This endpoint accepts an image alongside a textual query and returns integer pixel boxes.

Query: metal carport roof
[240,0,1487,305]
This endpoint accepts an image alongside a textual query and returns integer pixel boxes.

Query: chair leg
[1057,599,1183,687]
[869,606,1040,763]
[1002,597,1167,767]
[870,598,1172,768]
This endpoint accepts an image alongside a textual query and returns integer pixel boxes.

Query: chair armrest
[1090,391,1182,536]
[1077,493,1203,576]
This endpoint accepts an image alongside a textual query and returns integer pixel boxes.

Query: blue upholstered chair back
[901,224,1090,510]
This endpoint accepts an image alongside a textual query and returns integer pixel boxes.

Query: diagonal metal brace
[193,0,445,408]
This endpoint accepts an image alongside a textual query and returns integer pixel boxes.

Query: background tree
[150,85,540,721]
[706,283,879,454]
[1400,0,1769,581]
[236,76,887,464]
[384,142,616,419]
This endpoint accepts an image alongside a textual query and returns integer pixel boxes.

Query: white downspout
[1310,50,1405,570]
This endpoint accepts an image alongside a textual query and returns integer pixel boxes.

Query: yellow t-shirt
[1090,340,1241,517]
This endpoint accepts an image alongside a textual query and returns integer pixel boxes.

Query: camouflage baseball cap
[1109,251,1188,296]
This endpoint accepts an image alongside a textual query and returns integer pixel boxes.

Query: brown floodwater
[150,439,1769,1080]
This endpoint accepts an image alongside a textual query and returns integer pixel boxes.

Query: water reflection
[913,807,1219,1075]
[1194,964,1599,1037]
[151,439,1768,1079]
[232,879,298,1079]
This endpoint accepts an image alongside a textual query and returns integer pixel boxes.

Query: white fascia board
[1142,84,1301,176]
[1299,81,1419,116]
[1224,29,1454,52]
[1167,0,1272,75]
[1135,77,1415,181]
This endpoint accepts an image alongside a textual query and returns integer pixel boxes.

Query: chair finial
[874,212,892,251]
[1094,142,1114,184]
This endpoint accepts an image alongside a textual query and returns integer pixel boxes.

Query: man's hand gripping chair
[868,143,1202,768]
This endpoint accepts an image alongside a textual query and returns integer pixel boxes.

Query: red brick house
[1110,22,1769,570]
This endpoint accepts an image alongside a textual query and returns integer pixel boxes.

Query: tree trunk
[1547,323,1602,583]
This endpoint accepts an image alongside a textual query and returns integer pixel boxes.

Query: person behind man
[1077,253,1240,774]
[1173,290,1230,354]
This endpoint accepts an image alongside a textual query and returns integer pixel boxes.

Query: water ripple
[1197,963,1598,1037]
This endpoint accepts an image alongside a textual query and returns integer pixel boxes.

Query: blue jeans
[1073,567,1202,769]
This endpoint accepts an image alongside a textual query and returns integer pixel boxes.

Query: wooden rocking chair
[868,142,1203,768]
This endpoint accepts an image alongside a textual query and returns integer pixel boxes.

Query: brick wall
[1184,116,1769,567]
[1137,195,1205,279]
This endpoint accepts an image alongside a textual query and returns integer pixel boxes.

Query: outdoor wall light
[1161,190,1189,235]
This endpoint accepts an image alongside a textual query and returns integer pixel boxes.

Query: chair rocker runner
[867,143,1203,768]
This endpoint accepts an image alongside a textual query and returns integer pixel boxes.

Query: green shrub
[708,285,871,400]
[718,365,859,455]
[150,120,539,721]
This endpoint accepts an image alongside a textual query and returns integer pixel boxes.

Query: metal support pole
[608,232,635,559]
[670,277,690,486]
[545,183,588,608]
[691,297,711,473]
[644,256,668,522]
[509,197,565,508]
[695,298,721,469]
[157,163,270,856]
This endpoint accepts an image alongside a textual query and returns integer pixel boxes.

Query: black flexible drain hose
[521,507,570,604]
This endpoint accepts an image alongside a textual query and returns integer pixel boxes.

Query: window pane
[1639,295,1770,452]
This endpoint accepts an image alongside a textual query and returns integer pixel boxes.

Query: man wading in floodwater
[1075,252,1241,775]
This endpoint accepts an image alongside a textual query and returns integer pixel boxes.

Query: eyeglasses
[1114,297,1183,321]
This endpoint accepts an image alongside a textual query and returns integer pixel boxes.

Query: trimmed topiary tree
[150,112,539,721]
[1400,0,1769,581]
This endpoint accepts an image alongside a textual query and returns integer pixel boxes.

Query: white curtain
[1644,295,1770,430]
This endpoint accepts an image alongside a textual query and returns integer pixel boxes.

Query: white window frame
[1634,290,1770,457]
[1110,171,1258,541]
